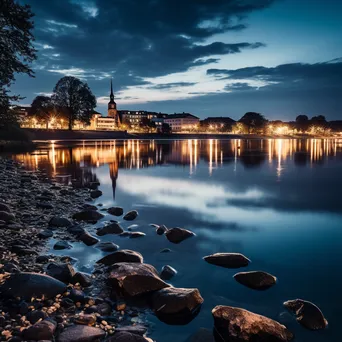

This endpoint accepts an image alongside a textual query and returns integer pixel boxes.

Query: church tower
[108,79,120,126]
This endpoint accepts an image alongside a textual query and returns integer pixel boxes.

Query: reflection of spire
[109,161,118,200]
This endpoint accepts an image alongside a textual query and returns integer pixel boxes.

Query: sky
[12,0,342,120]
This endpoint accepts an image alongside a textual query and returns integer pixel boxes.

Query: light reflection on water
[13,139,342,342]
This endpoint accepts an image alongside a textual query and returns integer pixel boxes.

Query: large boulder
[0,211,15,223]
[46,263,76,283]
[151,287,204,325]
[165,228,195,244]
[96,222,124,236]
[204,253,250,268]
[234,271,277,290]
[212,306,293,342]
[0,272,66,299]
[72,210,104,222]
[108,207,124,216]
[22,319,56,340]
[123,210,138,221]
[97,250,143,266]
[283,299,328,330]
[109,262,169,297]
[79,232,99,246]
[57,325,106,342]
[49,216,72,227]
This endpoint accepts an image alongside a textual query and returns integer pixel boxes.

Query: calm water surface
[14,139,342,342]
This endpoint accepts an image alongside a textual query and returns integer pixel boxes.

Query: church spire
[110,78,114,102]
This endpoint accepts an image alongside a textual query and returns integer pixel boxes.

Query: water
[13,139,342,342]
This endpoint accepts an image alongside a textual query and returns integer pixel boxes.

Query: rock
[3,262,20,273]
[160,248,172,253]
[90,190,102,199]
[97,302,112,315]
[49,217,72,227]
[156,225,167,235]
[0,203,11,212]
[71,272,93,287]
[46,263,76,283]
[234,271,277,290]
[115,326,147,336]
[151,287,204,325]
[83,204,98,211]
[97,242,120,252]
[165,228,195,244]
[22,319,56,340]
[97,250,143,266]
[67,225,86,236]
[74,314,97,326]
[27,310,48,324]
[79,232,99,246]
[96,222,124,236]
[11,244,37,255]
[129,232,146,238]
[123,210,138,221]
[108,207,124,216]
[212,306,293,342]
[109,262,169,297]
[184,328,215,342]
[204,253,250,268]
[283,299,328,330]
[38,230,53,239]
[36,202,54,209]
[108,332,150,342]
[160,265,177,280]
[72,210,104,222]
[57,325,106,342]
[0,211,15,223]
[89,181,100,189]
[36,255,51,263]
[0,272,66,299]
[69,288,86,303]
[54,241,72,250]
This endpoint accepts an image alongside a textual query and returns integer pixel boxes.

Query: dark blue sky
[13,0,342,120]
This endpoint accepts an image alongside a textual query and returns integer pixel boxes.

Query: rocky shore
[0,157,329,341]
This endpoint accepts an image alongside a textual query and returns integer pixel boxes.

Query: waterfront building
[164,113,200,132]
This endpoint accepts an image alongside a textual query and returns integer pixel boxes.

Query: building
[118,110,167,129]
[164,113,200,132]
[200,117,236,132]
[107,79,120,127]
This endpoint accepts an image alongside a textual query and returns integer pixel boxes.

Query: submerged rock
[234,271,277,290]
[72,210,104,222]
[22,319,56,340]
[46,262,76,283]
[97,242,120,252]
[57,325,106,342]
[204,253,250,268]
[165,228,195,244]
[54,241,72,250]
[0,272,66,299]
[79,232,99,246]
[96,222,124,236]
[151,287,204,325]
[123,210,138,221]
[160,265,177,280]
[109,262,169,297]
[212,305,293,342]
[184,328,215,342]
[97,250,143,266]
[108,207,124,216]
[284,299,328,330]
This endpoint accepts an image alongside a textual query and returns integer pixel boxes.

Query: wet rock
[83,204,98,211]
[284,299,328,330]
[38,230,53,239]
[46,263,76,283]
[184,328,215,342]
[0,211,15,223]
[0,272,66,299]
[49,217,72,227]
[108,207,124,216]
[151,287,204,325]
[129,232,146,238]
[97,242,119,252]
[97,302,112,316]
[204,253,250,268]
[69,288,86,303]
[27,310,48,324]
[115,326,147,336]
[72,210,104,222]
[71,272,92,287]
[109,262,169,297]
[36,255,51,263]
[79,232,99,246]
[108,332,150,342]
[97,250,143,266]
[123,210,138,221]
[67,225,86,236]
[212,305,293,342]
[0,203,11,212]
[36,202,54,209]
[3,262,20,273]
[54,241,72,250]
[57,325,106,342]
[234,271,277,290]
[90,190,103,199]
[119,231,132,237]
[89,181,100,190]
[160,265,177,280]
[160,248,172,253]
[96,222,124,236]
[22,319,56,340]
[156,225,167,235]
[74,314,97,326]
[165,227,195,244]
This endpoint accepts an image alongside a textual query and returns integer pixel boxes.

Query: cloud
[147,82,197,90]
[224,82,257,91]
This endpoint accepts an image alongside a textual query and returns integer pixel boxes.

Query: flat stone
[204,253,250,268]
[212,306,293,342]
[284,299,328,330]
[234,271,277,290]
[107,207,124,216]
[97,250,143,266]
[97,242,120,252]
[72,210,104,222]
[160,265,177,280]
[123,210,138,221]
[165,227,195,244]
[22,319,56,340]
[57,325,106,342]
[96,222,124,236]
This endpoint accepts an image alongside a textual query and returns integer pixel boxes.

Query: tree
[31,96,53,129]
[239,112,267,134]
[295,115,309,132]
[161,123,171,134]
[0,0,36,126]
[52,76,96,130]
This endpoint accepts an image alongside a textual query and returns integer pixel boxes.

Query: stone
[90,190,103,199]
[0,211,15,223]
[108,332,150,342]
[11,245,37,255]
[97,242,120,252]
[54,241,72,250]
[234,271,277,290]
[46,263,76,283]
[156,225,167,235]
[0,272,66,299]
[49,217,72,227]
[72,210,104,222]
[109,262,169,297]
[96,222,124,236]
[57,325,106,342]
[36,202,54,209]
[74,314,97,326]
[0,203,11,212]
[212,306,293,342]
[69,288,86,303]
[38,230,53,239]
[151,287,204,325]
[22,319,56,340]
[97,250,143,266]
[204,253,250,268]
[184,328,215,342]
[129,232,146,238]
[107,207,124,216]
[67,225,86,236]
[123,210,138,221]
[97,302,112,316]
[79,232,99,246]
[283,299,328,330]
[27,310,48,324]
[160,248,172,253]
[160,265,177,280]
[83,204,98,211]
[165,227,195,244]
[36,255,51,263]
[115,326,147,336]
[71,272,92,287]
